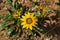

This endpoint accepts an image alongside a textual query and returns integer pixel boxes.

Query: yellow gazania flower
[21,12,38,30]
[38,3,48,17]
[13,9,22,19]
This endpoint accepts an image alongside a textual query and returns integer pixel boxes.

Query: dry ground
[0,0,60,40]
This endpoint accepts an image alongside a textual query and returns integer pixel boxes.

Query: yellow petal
[21,22,25,25]
[31,13,34,17]
[26,25,29,29]
[22,16,25,18]
[23,25,26,28]
[29,26,32,30]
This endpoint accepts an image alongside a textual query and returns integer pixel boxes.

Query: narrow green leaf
[28,29,33,35]
[4,25,15,35]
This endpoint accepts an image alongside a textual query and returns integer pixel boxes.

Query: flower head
[21,12,38,30]
[38,3,48,17]
[13,9,22,19]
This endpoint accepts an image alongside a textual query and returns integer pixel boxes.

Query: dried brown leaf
[0,19,3,22]
[47,11,56,17]
[6,21,14,26]
[0,9,8,15]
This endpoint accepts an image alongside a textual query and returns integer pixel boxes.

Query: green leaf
[0,14,13,31]
[7,0,13,7]
[35,12,40,17]
[28,29,33,35]
[4,25,15,35]
[56,0,60,6]
[15,2,19,10]
[34,26,43,32]
[0,15,4,19]
[7,0,16,10]
[0,21,12,31]
[12,2,15,7]
[2,15,12,26]
[34,25,47,34]
[0,24,7,30]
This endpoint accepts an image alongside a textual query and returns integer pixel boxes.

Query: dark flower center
[26,18,33,24]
